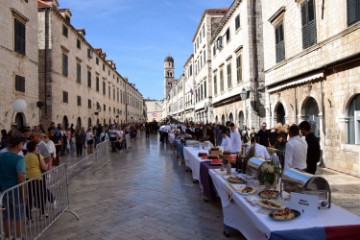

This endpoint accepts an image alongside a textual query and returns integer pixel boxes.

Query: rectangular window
[275,22,285,62]
[220,68,224,92]
[88,99,92,109]
[213,45,216,56]
[62,53,68,77]
[235,15,240,30]
[189,65,193,76]
[14,19,26,55]
[113,88,115,100]
[96,57,99,65]
[96,76,99,92]
[76,63,81,83]
[301,0,317,49]
[236,55,242,84]
[117,89,119,102]
[103,64,105,71]
[348,0,360,26]
[103,104,106,112]
[108,86,111,98]
[214,74,217,96]
[203,51,206,65]
[204,81,207,98]
[63,91,68,103]
[15,75,25,92]
[200,84,204,100]
[77,39,81,49]
[103,81,106,95]
[62,25,68,37]
[87,71,91,88]
[225,28,230,42]
[77,96,81,106]
[227,63,232,89]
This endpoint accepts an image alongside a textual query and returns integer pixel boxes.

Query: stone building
[262,0,360,176]
[0,0,39,129]
[145,100,163,122]
[192,9,228,123]
[37,0,143,128]
[211,0,265,128]
[183,54,195,122]
[168,74,185,122]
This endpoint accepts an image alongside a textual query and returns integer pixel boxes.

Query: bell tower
[164,55,174,99]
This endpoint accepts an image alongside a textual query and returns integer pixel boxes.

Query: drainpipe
[44,8,50,118]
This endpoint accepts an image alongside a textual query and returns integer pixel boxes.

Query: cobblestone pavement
[39,135,360,240]
[39,135,244,240]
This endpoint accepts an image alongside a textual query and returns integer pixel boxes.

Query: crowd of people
[159,120,321,175]
[0,121,144,240]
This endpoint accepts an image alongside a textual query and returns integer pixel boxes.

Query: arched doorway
[15,113,25,130]
[215,116,218,124]
[96,118,100,126]
[88,118,92,128]
[302,97,320,137]
[238,111,244,128]
[221,114,225,125]
[347,94,360,144]
[274,103,285,125]
[76,117,82,130]
[229,113,234,123]
[62,116,69,129]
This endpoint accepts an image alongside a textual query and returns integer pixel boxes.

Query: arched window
[348,94,360,144]
[238,111,244,127]
[63,116,69,129]
[76,117,82,129]
[229,113,233,123]
[221,115,225,125]
[274,103,285,124]
[301,97,320,137]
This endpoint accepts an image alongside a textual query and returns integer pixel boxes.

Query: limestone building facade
[211,0,265,128]
[192,9,228,123]
[145,100,163,122]
[38,0,144,128]
[0,0,39,129]
[262,0,360,176]
[183,55,195,122]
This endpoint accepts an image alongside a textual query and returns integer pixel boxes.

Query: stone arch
[76,117,82,129]
[274,102,286,124]
[62,115,69,129]
[346,93,360,144]
[14,112,26,129]
[238,111,245,127]
[88,118,92,128]
[215,115,218,124]
[342,87,360,116]
[221,114,225,125]
[301,96,320,137]
[228,112,234,123]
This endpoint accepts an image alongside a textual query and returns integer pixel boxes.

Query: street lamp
[12,99,27,112]
[239,88,248,101]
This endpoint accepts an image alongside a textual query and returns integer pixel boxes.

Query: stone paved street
[39,134,244,240]
[39,134,360,240]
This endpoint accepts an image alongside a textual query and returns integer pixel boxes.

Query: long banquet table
[183,146,209,182]
[209,169,360,240]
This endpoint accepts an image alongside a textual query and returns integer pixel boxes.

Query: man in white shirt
[284,124,307,170]
[229,123,242,154]
[246,137,270,160]
[220,129,232,152]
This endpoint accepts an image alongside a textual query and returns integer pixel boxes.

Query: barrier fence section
[0,164,79,240]
[94,141,111,173]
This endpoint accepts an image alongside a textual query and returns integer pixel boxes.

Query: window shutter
[301,2,308,48]
[347,0,358,26]
[307,0,317,46]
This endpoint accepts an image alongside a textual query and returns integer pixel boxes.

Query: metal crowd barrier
[0,164,79,240]
[94,140,111,173]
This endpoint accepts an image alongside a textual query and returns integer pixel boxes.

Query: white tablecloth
[209,169,360,240]
[183,146,209,181]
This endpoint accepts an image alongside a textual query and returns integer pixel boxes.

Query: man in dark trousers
[299,121,321,174]
[257,122,270,147]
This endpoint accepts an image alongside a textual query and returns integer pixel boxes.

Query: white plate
[236,186,256,195]
[257,199,285,210]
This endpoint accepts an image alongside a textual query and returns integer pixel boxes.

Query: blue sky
[60,0,233,100]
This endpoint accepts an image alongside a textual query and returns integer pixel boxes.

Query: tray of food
[269,208,301,221]
[236,186,256,195]
[258,190,280,199]
[228,176,247,184]
[257,199,285,210]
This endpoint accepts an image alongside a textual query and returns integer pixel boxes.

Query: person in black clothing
[299,121,321,174]
[257,122,270,147]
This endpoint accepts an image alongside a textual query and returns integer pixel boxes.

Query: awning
[268,72,324,94]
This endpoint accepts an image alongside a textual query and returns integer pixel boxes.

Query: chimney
[42,0,59,8]
[77,28,86,36]
[58,8,72,23]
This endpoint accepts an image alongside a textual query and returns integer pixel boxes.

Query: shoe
[52,200,57,209]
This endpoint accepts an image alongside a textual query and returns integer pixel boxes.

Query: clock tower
[164,55,174,99]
